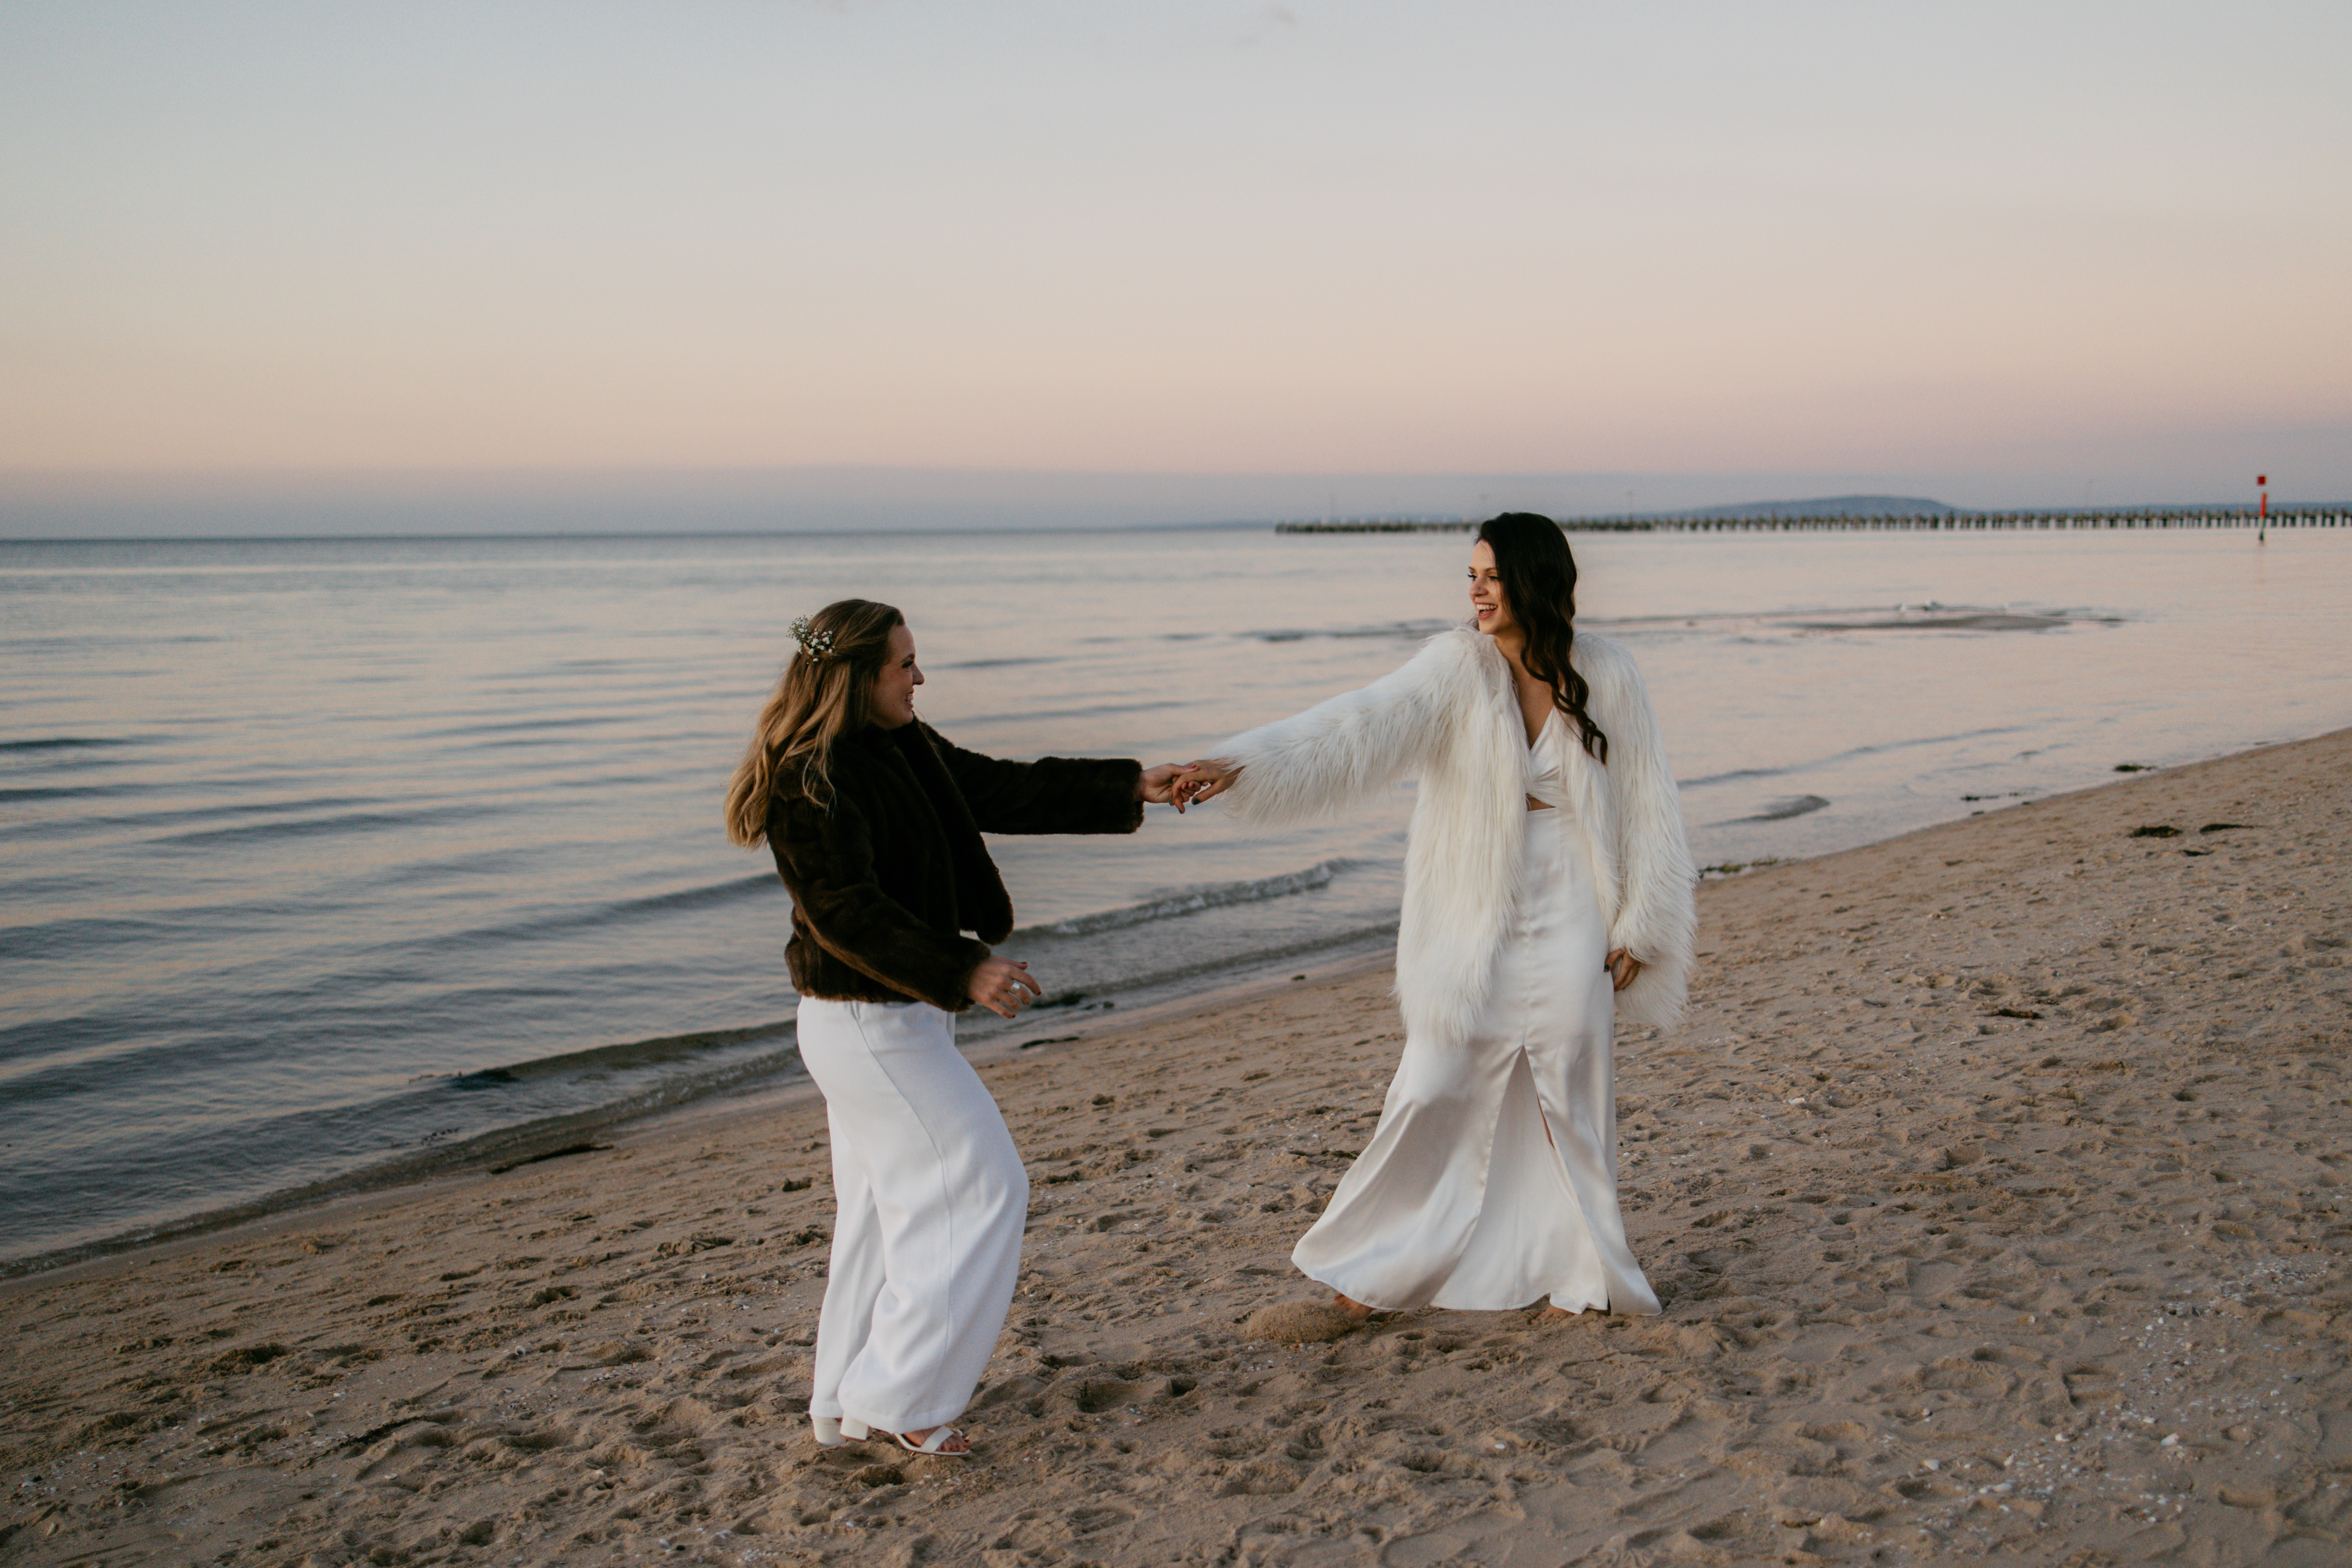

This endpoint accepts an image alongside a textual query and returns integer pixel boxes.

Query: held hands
[1137,762,1201,808]
[970,762,1225,1020]
[1171,757,1240,810]
[1134,759,1239,813]
[1605,949,1643,992]
[967,955,1042,1019]
[980,758,1231,1020]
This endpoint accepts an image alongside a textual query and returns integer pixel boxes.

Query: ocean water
[4,525,2346,1270]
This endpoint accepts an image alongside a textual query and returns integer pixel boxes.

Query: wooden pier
[1276,506,2348,535]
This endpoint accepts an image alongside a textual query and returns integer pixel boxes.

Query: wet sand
[4,729,2348,1566]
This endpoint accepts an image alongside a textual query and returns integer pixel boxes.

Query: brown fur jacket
[765,720,1143,1011]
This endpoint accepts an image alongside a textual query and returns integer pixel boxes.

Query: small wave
[1250,619,1455,644]
[155,804,494,849]
[0,736,144,752]
[1792,611,2071,633]
[413,713,633,740]
[0,793,388,848]
[941,698,1185,727]
[595,873,780,924]
[0,784,155,803]
[407,872,780,952]
[412,1018,797,1090]
[990,920,1400,1017]
[1,1027,807,1277]
[1838,724,2039,763]
[1025,859,1358,938]
[1678,724,2039,793]
[1588,604,2086,638]
[1677,765,1789,789]
[0,913,175,969]
[1722,794,1831,824]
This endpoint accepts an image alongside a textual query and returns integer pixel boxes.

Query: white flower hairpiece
[790,616,837,661]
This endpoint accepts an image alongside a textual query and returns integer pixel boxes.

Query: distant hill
[1682,495,1956,520]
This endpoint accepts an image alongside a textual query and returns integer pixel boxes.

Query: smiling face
[1468,540,1515,638]
[868,621,924,728]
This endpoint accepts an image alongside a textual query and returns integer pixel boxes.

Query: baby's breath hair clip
[790,616,837,661]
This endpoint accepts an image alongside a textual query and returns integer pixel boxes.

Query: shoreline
[0,726,2320,1291]
[5,712,2298,1287]
[0,941,1401,1305]
[0,920,1403,1287]
[5,726,2346,1565]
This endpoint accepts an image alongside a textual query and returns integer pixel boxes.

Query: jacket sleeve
[1586,640,1698,1029]
[929,730,1145,836]
[767,787,992,1011]
[1212,633,1464,826]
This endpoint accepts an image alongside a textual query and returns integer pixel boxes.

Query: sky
[4,1,2349,532]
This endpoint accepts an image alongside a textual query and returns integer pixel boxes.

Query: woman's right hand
[967,955,1043,1019]
[1176,757,1241,807]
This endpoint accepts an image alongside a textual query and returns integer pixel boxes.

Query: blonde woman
[1183,515,1695,1322]
[726,599,1194,1456]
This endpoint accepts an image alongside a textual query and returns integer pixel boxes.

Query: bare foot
[1333,1292,1374,1320]
[899,1426,970,1455]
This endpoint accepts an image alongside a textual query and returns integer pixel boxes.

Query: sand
[5,730,2349,1567]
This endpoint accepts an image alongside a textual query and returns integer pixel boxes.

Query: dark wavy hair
[1476,513,1607,763]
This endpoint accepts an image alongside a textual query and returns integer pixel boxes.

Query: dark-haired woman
[726,599,1195,1456]
[1183,515,1695,1321]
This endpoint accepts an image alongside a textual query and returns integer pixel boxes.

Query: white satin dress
[1290,713,1660,1315]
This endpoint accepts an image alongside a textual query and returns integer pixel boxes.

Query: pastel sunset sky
[4,1,2347,526]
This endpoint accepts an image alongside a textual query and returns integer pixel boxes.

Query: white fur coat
[1216,626,1697,1041]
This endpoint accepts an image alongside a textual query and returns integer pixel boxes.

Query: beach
[4,729,2346,1565]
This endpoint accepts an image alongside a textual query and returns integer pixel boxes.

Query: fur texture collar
[1218,626,1696,1040]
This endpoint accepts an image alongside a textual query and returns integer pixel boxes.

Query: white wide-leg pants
[1292,806,1659,1315]
[794,997,1028,1435]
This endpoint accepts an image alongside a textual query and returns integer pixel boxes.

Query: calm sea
[4,526,2346,1269]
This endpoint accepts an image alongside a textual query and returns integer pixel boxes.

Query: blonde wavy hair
[723,598,906,847]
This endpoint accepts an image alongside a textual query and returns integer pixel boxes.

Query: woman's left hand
[1605,949,1643,991]
[1138,763,1201,808]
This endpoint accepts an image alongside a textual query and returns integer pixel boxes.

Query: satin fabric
[796,997,1028,1435]
[1290,795,1659,1314]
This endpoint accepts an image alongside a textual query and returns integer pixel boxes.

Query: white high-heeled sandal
[810,1416,872,1448]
